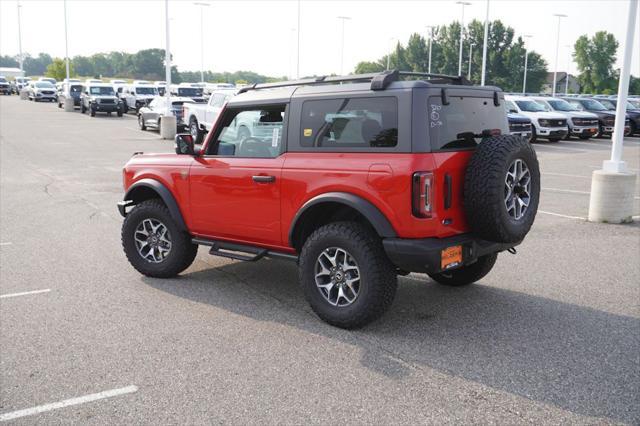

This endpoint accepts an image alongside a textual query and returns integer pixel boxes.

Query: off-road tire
[190,117,203,144]
[121,199,198,278]
[548,137,561,142]
[299,222,397,329]
[81,103,86,114]
[138,114,147,130]
[428,253,498,286]
[530,126,537,143]
[464,135,540,244]
[122,101,128,114]
[90,108,96,117]
[579,135,591,140]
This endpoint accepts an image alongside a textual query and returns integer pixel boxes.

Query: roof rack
[237,69,472,94]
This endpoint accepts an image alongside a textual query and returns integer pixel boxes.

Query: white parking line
[542,172,590,179]
[538,210,586,220]
[542,187,640,199]
[0,385,138,422]
[0,289,51,299]
[0,242,12,246]
[533,144,586,153]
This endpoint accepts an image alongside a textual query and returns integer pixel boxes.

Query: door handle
[252,175,275,183]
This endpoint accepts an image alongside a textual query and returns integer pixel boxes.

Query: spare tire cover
[463,135,540,243]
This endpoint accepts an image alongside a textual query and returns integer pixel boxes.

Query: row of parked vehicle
[505,94,640,142]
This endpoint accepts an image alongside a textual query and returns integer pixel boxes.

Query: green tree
[45,58,75,81]
[72,55,94,76]
[354,60,385,74]
[574,31,618,93]
[23,53,53,76]
[0,55,19,68]
[630,76,640,95]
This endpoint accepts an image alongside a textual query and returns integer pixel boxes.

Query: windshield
[598,99,616,110]
[177,87,203,97]
[89,86,115,96]
[628,99,640,109]
[35,82,54,88]
[504,100,519,113]
[581,99,608,111]
[515,100,547,112]
[135,87,157,95]
[0,77,7,83]
[547,99,578,112]
[70,85,83,93]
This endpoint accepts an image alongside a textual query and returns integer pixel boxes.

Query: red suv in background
[118,70,540,328]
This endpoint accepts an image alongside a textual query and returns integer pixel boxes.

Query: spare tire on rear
[464,135,540,243]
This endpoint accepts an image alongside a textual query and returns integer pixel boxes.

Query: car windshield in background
[504,100,519,112]
[90,86,115,95]
[429,96,506,150]
[581,99,608,111]
[548,100,578,111]
[598,99,616,110]
[35,82,54,88]
[515,100,546,112]
[135,87,157,95]
[70,85,83,93]
[0,78,7,83]
[177,88,203,97]
[628,99,640,109]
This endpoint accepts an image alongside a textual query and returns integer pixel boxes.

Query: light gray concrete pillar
[588,170,637,223]
[63,97,74,112]
[160,115,177,140]
[19,89,28,100]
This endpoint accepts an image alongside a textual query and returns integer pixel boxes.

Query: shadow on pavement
[142,258,640,423]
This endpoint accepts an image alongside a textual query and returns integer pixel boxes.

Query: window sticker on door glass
[303,128,313,137]
[272,127,280,148]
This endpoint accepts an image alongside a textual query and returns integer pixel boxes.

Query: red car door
[189,105,287,248]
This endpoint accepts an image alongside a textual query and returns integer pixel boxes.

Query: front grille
[604,117,615,126]
[509,122,531,132]
[573,118,598,126]
[100,99,116,104]
[551,119,566,127]
[42,91,54,95]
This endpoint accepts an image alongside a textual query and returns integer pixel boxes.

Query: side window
[300,97,398,148]
[209,105,286,158]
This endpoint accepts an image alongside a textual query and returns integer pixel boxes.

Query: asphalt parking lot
[1,95,639,424]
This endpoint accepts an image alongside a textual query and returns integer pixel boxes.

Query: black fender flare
[288,192,397,247]
[124,179,187,231]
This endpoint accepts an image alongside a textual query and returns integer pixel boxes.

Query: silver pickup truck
[183,88,237,143]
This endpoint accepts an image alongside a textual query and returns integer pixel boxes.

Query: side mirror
[175,134,195,155]
[509,109,518,114]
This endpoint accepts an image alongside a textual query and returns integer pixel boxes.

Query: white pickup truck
[183,88,237,143]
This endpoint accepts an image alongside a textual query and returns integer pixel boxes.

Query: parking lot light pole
[17,1,23,73]
[337,16,351,75]
[194,2,210,84]
[564,44,571,94]
[161,0,176,140]
[468,42,475,80]
[552,13,567,97]
[296,0,301,79]
[386,37,395,70]
[62,0,74,111]
[588,0,637,223]
[425,26,435,73]
[456,1,471,76]
[480,0,489,85]
[522,34,532,94]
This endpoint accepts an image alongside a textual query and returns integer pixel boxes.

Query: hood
[90,94,119,100]
[553,110,599,119]
[517,111,566,120]
[507,113,531,123]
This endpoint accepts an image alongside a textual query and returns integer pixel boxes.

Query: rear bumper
[383,234,520,274]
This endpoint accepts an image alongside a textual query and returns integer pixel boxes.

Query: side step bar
[192,238,298,263]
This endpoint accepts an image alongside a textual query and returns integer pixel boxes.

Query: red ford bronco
[118,70,540,328]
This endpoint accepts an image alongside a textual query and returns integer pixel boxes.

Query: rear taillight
[412,172,434,218]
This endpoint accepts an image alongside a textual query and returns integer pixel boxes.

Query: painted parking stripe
[542,172,590,179]
[0,385,138,422]
[542,187,640,199]
[538,210,587,220]
[0,242,12,246]
[0,289,51,299]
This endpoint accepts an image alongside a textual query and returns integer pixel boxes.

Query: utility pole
[456,1,471,76]
[386,38,395,70]
[296,0,301,79]
[522,34,532,94]
[564,44,571,94]
[426,26,435,73]
[552,13,568,97]
[17,1,23,73]
[63,0,70,85]
[194,2,210,83]
[480,0,490,85]
[337,16,351,75]
[468,43,475,80]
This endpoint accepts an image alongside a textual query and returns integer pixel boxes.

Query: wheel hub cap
[134,218,172,263]
[504,158,531,221]
[314,247,360,307]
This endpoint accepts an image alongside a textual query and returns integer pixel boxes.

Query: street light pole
[337,16,351,75]
[552,13,568,97]
[564,44,571,94]
[296,0,301,79]
[63,0,70,85]
[386,38,395,70]
[17,1,23,73]
[194,2,210,84]
[456,1,471,76]
[522,34,532,94]
[480,0,490,85]
[468,43,475,80]
[426,26,435,73]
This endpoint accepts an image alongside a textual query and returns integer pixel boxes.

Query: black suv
[562,97,630,137]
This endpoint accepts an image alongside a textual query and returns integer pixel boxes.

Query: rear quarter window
[428,95,508,151]
[300,97,398,149]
